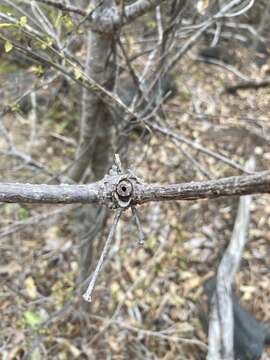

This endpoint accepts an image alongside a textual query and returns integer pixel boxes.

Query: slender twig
[195,56,250,81]
[0,204,78,240]
[90,315,208,349]
[83,209,122,302]
[149,122,249,173]
[132,206,144,245]
[34,0,86,16]
[225,78,270,94]
[166,0,256,73]
[171,137,212,179]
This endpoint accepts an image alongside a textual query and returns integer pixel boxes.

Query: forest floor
[1,46,270,359]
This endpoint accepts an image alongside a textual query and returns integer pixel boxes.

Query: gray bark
[0,170,269,204]
[68,32,115,182]
[67,0,117,308]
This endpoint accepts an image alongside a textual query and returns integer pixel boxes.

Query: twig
[225,78,270,94]
[195,56,250,81]
[165,0,256,74]
[171,137,212,179]
[132,206,144,245]
[83,208,122,302]
[88,237,169,345]
[34,0,86,16]
[149,122,249,173]
[0,205,78,240]
[91,315,208,349]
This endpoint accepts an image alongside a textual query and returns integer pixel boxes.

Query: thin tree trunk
[68,0,117,308]
[69,31,115,182]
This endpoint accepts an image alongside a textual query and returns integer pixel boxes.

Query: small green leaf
[19,16,27,27]
[24,310,42,328]
[61,15,74,31]
[4,41,13,53]
[10,103,20,113]
[54,13,62,28]
[40,37,53,50]
[147,20,156,29]
[74,66,82,80]
[31,65,44,76]
[17,207,29,220]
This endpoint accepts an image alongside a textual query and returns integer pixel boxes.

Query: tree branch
[0,170,269,205]
[225,78,270,94]
[34,0,86,16]
[34,0,170,31]
[0,182,101,204]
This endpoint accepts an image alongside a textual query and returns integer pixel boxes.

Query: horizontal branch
[34,0,86,16]
[34,0,168,32]
[0,182,101,204]
[136,171,270,203]
[225,78,270,94]
[0,171,269,206]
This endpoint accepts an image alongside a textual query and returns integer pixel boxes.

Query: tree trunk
[68,31,115,182]
[68,0,117,308]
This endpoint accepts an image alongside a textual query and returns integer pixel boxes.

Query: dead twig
[83,208,122,302]
[225,78,270,94]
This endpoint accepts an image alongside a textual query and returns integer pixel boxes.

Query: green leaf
[147,20,156,29]
[74,66,82,80]
[61,15,74,31]
[17,207,29,220]
[31,65,44,76]
[24,310,42,328]
[40,37,53,50]
[19,16,27,27]
[4,41,13,53]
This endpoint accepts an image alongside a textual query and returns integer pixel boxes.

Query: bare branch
[165,0,256,73]
[0,32,136,121]
[225,78,270,94]
[132,206,145,245]
[34,0,86,16]
[33,0,170,32]
[137,170,270,203]
[0,170,269,205]
[83,208,122,302]
[195,55,250,81]
[149,122,248,173]
[0,182,101,204]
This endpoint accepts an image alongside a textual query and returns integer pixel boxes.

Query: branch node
[100,155,143,209]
